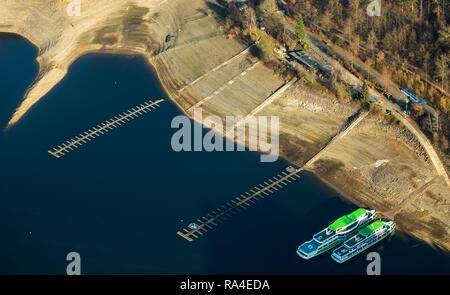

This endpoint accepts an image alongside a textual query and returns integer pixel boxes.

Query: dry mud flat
[0,0,449,251]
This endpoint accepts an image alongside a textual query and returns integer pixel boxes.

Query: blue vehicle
[401,88,427,106]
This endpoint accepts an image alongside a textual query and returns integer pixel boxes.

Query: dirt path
[306,22,449,97]
[308,31,438,116]
[303,31,450,189]
[178,44,254,93]
[383,177,437,220]
[226,77,298,138]
[304,111,368,168]
[393,113,450,188]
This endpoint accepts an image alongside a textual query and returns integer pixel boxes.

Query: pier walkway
[178,110,368,242]
[48,99,164,158]
[177,166,301,242]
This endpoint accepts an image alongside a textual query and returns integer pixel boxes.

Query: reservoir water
[0,33,449,274]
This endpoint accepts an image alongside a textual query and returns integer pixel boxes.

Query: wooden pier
[48,99,165,158]
[177,110,371,242]
[177,166,302,242]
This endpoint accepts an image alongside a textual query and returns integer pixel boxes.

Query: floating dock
[177,166,302,242]
[48,99,165,158]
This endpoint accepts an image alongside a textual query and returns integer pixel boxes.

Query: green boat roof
[328,208,367,231]
[359,220,384,236]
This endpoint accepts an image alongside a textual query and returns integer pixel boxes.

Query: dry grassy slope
[0,0,449,251]
[259,83,359,164]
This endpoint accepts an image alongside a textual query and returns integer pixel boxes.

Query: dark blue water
[0,33,449,275]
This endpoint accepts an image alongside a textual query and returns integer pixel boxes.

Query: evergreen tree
[295,16,305,44]
[361,83,370,108]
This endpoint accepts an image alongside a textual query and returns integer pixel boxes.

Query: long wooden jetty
[177,166,301,242]
[177,110,369,242]
[48,99,164,158]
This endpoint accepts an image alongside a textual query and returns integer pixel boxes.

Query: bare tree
[367,30,378,52]
[435,53,449,90]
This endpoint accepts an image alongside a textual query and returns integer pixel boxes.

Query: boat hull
[331,223,395,263]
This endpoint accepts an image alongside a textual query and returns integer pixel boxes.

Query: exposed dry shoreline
[1,0,449,252]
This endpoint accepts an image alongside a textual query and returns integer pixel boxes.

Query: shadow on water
[0,33,449,274]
